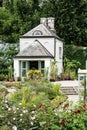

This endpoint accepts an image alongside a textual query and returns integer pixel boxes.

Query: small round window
[33,30,43,36]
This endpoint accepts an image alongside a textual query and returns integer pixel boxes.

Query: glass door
[20,61,29,77]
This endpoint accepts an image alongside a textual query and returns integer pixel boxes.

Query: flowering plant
[26,69,43,80]
[0,80,87,130]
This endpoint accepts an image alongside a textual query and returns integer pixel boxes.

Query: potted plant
[50,61,58,81]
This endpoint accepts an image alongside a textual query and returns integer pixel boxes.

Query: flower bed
[0,80,87,130]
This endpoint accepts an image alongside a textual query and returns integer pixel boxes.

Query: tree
[0,0,87,46]
[41,0,87,46]
[0,43,18,77]
[0,0,41,43]
[0,8,12,42]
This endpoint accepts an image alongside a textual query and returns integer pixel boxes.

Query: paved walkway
[54,80,78,87]
[53,80,79,103]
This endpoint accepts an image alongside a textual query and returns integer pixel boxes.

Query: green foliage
[10,87,31,105]
[0,80,87,129]
[62,56,80,80]
[0,79,66,129]
[0,0,87,46]
[0,43,18,79]
[62,45,87,80]
[57,102,87,130]
[0,85,8,96]
[0,74,8,81]
[64,45,87,69]
[0,88,87,129]
[0,7,20,43]
[41,0,87,46]
[0,0,40,43]
[9,80,63,105]
[50,61,58,81]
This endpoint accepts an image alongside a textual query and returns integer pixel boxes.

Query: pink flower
[74,109,81,114]
[63,103,69,110]
[60,120,65,126]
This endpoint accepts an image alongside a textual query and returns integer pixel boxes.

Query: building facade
[14,17,63,79]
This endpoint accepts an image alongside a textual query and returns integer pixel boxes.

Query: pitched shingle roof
[20,24,61,40]
[15,40,54,58]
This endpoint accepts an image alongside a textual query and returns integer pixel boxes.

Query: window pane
[22,70,26,76]
[41,61,44,68]
[22,62,26,68]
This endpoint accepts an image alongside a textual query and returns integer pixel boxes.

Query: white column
[14,59,20,78]
[45,60,51,80]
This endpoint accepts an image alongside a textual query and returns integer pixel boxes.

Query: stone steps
[60,86,78,95]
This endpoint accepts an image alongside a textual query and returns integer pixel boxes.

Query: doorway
[30,61,38,70]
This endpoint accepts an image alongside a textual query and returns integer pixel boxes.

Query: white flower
[19,103,22,105]
[8,108,11,111]
[32,111,35,114]
[13,117,16,120]
[23,110,26,113]
[1,107,4,110]
[33,104,36,107]
[20,118,22,122]
[25,110,28,113]
[12,125,17,130]
[20,113,23,116]
[23,109,28,113]
[17,108,19,110]
[5,100,8,103]
[31,122,33,125]
[40,121,46,126]
[31,116,35,120]
[6,105,9,108]
[13,106,16,111]
[55,112,58,116]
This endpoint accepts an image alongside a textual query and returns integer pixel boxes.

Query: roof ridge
[35,39,53,57]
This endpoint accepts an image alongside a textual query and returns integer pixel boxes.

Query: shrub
[58,102,87,130]
[9,87,31,106]
[0,85,8,96]
[0,74,9,81]
[50,61,58,81]
[26,69,43,80]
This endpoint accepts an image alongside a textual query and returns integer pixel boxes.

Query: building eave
[20,35,62,41]
[14,56,54,59]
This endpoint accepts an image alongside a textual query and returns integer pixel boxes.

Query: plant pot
[50,79,55,82]
[9,78,14,82]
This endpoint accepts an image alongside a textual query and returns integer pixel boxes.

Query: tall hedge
[64,45,87,69]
